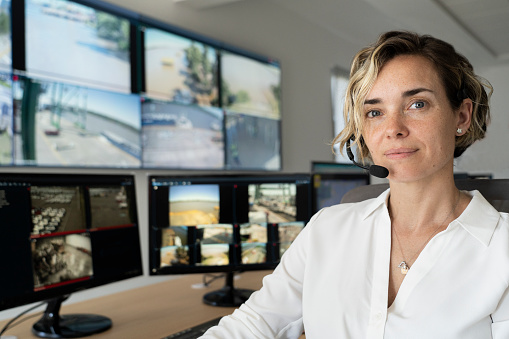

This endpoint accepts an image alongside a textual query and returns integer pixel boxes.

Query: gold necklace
[392,191,461,275]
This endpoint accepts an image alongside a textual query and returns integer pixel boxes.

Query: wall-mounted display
[2,0,282,171]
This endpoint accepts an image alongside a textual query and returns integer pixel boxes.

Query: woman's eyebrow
[364,87,434,105]
[403,87,434,97]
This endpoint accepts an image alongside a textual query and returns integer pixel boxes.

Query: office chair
[340,179,509,213]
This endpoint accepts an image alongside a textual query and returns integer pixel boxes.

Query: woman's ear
[456,98,473,135]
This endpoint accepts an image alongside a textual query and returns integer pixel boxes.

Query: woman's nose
[384,113,409,139]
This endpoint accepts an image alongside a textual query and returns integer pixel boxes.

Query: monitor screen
[0,1,11,72]
[221,51,281,170]
[143,26,219,105]
[141,97,224,169]
[13,76,141,168]
[312,172,370,212]
[0,72,13,165]
[148,174,311,305]
[0,173,142,336]
[25,0,131,93]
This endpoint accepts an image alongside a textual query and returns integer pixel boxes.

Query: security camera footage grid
[168,184,220,226]
[0,1,283,172]
[31,233,93,291]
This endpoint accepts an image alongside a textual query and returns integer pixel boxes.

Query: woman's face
[362,54,471,183]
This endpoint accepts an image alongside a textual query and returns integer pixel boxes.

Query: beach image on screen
[169,184,220,226]
[221,52,280,118]
[30,185,86,236]
[199,243,229,266]
[144,27,218,105]
[13,78,141,167]
[196,224,233,244]
[0,73,12,164]
[240,223,267,243]
[161,226,189,247]
[278,221,304,243]
[31,233,93,290]
[160,245,190,267]
[241,242,267,264]
[141,99,223,169]
[248,183,297,223]
[25,0,130,92]
[89,185,133,228]
[225,111,280,170]
[0,2,11,72]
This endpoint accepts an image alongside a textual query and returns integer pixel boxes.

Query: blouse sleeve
[492,283,509,338]
[199,210,323,339]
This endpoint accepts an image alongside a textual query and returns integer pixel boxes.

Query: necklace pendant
[398,261,409,275]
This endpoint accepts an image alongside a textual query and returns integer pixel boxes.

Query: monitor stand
[32,295,112,338]
[202,272,254,307]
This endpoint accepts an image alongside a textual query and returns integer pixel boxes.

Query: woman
[201,31,509,338]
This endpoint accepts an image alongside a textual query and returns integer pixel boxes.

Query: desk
[0,271,305,338]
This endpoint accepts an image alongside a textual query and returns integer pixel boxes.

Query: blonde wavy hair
[332,31,492,164]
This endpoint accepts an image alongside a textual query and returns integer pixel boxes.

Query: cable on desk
[202,273,226,287]
[0,301,45,336]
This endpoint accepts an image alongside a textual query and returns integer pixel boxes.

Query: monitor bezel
[148,173,312,276]
[0,172,143,312]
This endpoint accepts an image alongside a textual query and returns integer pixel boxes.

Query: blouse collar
[360,189,500,247]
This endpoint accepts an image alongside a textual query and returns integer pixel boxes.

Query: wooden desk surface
[0,271,274,338]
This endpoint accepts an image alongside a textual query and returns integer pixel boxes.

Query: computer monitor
[312,172,370,213]
[221,51,282,171]
[148,173,312,307]
[0,173,142,338]
[12,76,142,168]
[24,0,133,93]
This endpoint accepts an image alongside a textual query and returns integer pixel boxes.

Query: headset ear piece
[457,87,467,101]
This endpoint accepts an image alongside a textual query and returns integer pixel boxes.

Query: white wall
[1,0,508,322]
[455,65,509,179]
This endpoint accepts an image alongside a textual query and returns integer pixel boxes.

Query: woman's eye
[366,110,382,118]
[410,101,425,109]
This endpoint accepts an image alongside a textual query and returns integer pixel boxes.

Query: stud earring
[457,128,463,134]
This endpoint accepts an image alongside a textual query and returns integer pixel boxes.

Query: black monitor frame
[0,172,143,337]
[312,171,370,213]
[148,173,312,306]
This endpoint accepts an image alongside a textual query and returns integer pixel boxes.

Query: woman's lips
[384,148,417,159]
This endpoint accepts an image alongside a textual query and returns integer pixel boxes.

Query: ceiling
[174,0,509,69]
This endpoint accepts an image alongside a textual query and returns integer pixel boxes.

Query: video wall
[1,0,282,170]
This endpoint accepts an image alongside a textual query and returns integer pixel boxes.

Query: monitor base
[32,296,112,338]
[202,272,254,307]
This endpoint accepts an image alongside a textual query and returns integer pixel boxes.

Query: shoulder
[305,194,387,233]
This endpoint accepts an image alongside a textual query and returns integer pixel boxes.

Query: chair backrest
[340,179,509,213]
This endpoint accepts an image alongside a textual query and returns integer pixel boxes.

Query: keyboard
[163,316,222,339]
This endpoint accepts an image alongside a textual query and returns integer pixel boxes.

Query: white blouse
[201,190,509,339]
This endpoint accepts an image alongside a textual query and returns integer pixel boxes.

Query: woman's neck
[388,177,462,234]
